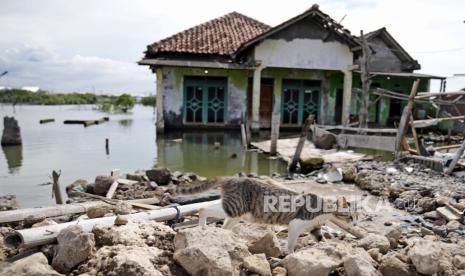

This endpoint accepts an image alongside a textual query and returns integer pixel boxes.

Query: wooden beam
[317,125,397,134]
[411,116,465,128]
[289,115,314,172]
[416,91,465,99]
[444,139,465,175]
[434,144,462,151]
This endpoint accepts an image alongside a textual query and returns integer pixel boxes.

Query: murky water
[0,105,287,207]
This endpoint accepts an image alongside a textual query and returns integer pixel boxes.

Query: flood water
[0,105,287,207]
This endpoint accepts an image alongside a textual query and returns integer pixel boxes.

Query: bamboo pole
[52,171,63,205]
[0,198,161,224]
[5,199,221,248]
[444,139,465,175]
[289,115,314,172]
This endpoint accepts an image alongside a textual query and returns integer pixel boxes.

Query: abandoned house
[139,4,444,131]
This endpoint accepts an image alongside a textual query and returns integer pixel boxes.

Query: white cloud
[0,0,464,92]
[0,45,153,94]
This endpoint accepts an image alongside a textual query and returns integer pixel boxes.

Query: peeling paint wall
[255,39,353,70]
[160,66,249,128]
[364,37,404,73]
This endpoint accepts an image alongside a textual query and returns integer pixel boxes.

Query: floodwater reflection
[2,145,22,174]
[156,131,288,177]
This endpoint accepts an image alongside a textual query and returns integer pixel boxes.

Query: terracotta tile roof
[145,12,271,57]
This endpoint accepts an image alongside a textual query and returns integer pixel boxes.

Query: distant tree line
[0,89,103,105]
[0,89,156,111]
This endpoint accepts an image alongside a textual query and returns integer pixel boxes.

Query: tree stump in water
[1,116,22,146]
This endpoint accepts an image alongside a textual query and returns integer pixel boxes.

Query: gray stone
[243,254,271,276]
[0,252,62,276]
[146,167,172,185]
[453,255,465,270]
[314,133,336,150]
[299,157,324,174]
[272,266,287,276]
[114,215,128,226]
[52,225,95,273]
[1,116,21,146]
[385,226,402,249]
[86,205,112,219]
[93,176,114,196]
[114,201,132,215]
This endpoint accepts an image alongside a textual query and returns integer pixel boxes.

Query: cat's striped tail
[176,178,223,194]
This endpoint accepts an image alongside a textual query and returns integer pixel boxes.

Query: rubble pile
[1,163,465,275]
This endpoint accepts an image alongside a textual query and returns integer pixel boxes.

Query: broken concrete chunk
[146,167,172,185]
[243,254,272,276]
[52,225,95,273]
[248,232,282,258]
[272,266,287,276]
[93,176,114,196]
[114,215,128,226]
[437,206,461,221]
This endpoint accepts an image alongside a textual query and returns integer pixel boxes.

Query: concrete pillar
[341,69,353,126]
[156,67,164,133]
[251,63,265,131]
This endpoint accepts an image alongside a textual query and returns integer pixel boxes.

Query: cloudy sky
[0,0,464,94]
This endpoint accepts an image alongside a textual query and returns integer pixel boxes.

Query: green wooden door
[184,77,227,124]
[281,79,321,125]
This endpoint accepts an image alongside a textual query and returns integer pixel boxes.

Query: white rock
[284,242,351,276]
[408,239,442,274]
[243,254,271,276]
[249,232,282,258]
[52,225,95,273]
[174,227,250,276]
[344,251,378,276]
[0,252,62,276]
[358,234,390,254]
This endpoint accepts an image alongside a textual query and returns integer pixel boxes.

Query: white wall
[254,38,353,70]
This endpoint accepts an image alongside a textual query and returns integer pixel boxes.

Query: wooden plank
[337,134,396,151]
[434,144,462,151]
[395,79,420,159]
[437,206,461,221]
[117,179,138,185]
[445,139,465,175]
[105,181,119,199]
[412,116,465,128]
[416,91,465,99]
[317,125,397,134]
[39,118,55,124]
[289,115,314,172]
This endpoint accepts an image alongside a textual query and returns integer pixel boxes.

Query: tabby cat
[177,177,354,253]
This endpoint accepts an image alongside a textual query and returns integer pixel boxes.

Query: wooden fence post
[52,170,63,204]
[289,115,315,172]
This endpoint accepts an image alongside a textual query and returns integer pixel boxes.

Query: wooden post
[394,79,420,159]
[270,96,281,155]
[52,170,63,204]
[358,30,372,130]
[105,138,109,155]
[240,124,248,149]
[289,115,315,172]
[409,114,420,154]
[445,139,465,175]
